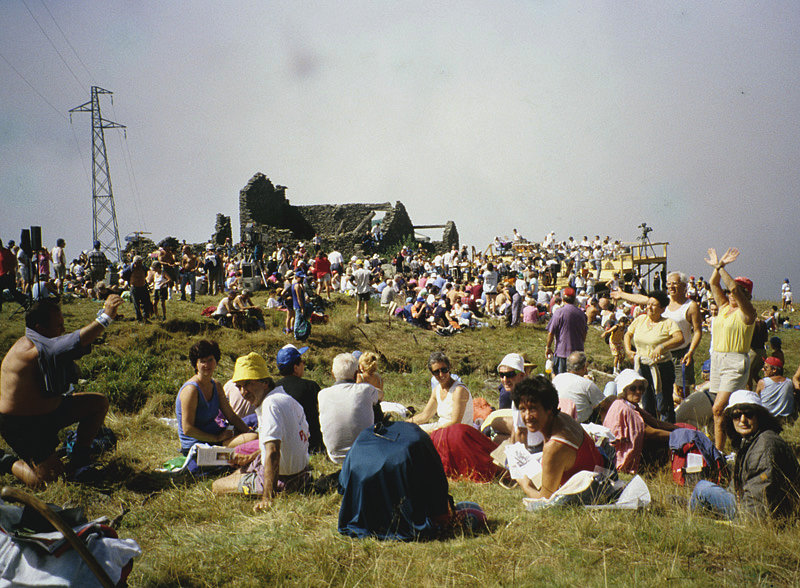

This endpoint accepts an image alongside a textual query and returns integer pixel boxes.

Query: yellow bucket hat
[231,352,270,383]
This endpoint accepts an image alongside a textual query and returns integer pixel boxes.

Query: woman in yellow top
[624,290,684,422]
[705,247,756,451]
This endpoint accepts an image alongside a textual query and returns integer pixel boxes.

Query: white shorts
[710,351,749,394]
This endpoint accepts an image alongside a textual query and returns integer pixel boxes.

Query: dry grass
[1,294,799,585]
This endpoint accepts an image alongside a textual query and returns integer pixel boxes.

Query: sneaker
[365,316,371,324]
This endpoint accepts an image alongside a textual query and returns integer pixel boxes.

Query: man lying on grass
[0,295,122,487]
[212,352,310,512]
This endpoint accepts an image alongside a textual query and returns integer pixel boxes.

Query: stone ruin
[238,172,458,258]
[212,213,232,245]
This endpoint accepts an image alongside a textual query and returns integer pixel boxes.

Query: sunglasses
[731,409,755,420]
[627,384,647,392]
[498,370,518,379]
[431,367,450,375]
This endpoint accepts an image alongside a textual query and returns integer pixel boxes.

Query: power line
[38,0,97,82]
[21,0,86,92]
[0,50,66,120]
[109,101,148,233]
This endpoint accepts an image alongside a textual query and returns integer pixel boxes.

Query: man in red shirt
[313,251,333,299]
[0,240,28,313]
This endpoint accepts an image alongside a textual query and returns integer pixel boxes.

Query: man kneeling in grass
[0,295,122,487]
[212,353,310,512]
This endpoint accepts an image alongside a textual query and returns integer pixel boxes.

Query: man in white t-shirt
[552,351,610,423]
[353,260,373,323]
[212,353,310,512]
[318,353,383,464]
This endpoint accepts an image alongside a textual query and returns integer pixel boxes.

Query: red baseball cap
[734,276,753,295]
[765,356,784,368]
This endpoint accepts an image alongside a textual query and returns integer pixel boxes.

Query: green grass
[1,293,799,586]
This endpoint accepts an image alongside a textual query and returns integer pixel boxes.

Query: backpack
[669,427,728,487]
[294,313,311,341]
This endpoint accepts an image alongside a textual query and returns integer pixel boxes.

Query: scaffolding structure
[69,86,125,263]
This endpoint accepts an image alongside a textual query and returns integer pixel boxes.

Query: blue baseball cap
[276,344,309,368]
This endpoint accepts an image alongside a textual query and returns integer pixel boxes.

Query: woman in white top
[483,263,499,315]
[409,351,473,433]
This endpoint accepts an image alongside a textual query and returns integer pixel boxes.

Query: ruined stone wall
[380,202,415,253]
[237,172,454,261]
[213,214,232,245]
[239,173,314,239]
[431,220,459,254]
[301,204,383,237]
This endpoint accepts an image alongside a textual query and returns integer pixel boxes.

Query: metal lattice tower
[69,86,125,263]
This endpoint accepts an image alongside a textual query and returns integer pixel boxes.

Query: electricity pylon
[70,86,125,263]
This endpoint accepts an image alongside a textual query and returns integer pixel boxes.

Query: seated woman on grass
[603,369,676,474]
[408,351,473,433]
[176,339,257,455]
[513,376,605,499]
[691,390,800,519]
[356,351,384,390]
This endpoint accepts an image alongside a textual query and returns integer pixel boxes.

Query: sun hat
[498,353,525,374]
[231,352,270,382]
[724,389,768,416]
[615,369,647,395]
[276,344,309,369]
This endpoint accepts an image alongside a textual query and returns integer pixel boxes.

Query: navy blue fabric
[338,421,451,541]
[669,428,724,466]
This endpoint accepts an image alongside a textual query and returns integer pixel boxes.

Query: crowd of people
[1,229,800,528]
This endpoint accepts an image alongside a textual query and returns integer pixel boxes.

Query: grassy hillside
[1,294,799,586]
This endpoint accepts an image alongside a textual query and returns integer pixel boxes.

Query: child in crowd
[148,260,171,320]
[603,315,630,375]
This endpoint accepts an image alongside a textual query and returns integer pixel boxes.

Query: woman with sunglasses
[409,352,473,433]
[691,390,800,519]
[603,370,676,473]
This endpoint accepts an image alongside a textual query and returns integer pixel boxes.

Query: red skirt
[430,424,499,482]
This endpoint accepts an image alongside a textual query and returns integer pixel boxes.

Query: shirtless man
[180,245,200,302]
[129,256,152,322]
[0,295,122,487]
[157,244,179,295]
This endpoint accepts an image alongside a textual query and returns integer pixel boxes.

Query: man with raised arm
[0,294,122,487]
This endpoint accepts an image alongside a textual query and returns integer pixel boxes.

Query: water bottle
[545,358,553,378]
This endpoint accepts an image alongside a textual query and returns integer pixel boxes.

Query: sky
[1,1,799,299]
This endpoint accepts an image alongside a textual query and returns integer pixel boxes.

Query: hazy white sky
[2,1,798,298]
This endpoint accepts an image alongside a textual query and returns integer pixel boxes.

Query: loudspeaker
[20,229,32,255]
[30,226,42,251]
